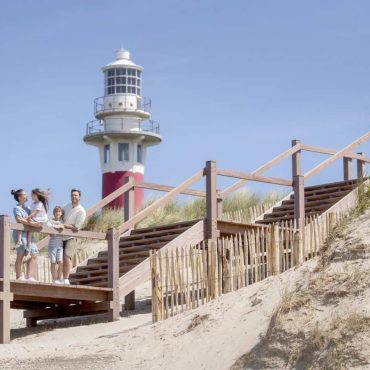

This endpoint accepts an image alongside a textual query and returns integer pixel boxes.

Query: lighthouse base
[102,171,144,211]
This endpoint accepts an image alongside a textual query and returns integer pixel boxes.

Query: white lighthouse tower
[84,49,162,210]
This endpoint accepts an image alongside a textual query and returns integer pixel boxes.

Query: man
[63,189,86,284]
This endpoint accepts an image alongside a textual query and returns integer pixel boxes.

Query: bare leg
[63,256,72,280]
[27,232,33,246]
[17,231,23,245]
[57,262,63,280]
[27,255,37,279]
[50,263,57,281]
[15,253,24,279]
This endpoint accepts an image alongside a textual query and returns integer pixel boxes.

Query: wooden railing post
[205,161,218,241]
[292,139,305,232]
[343,157,353,180]
[357,152,366,179]
[123,176,136,310]
[107,228,120,321]
[124,176,135,222]
[0,215,12,344]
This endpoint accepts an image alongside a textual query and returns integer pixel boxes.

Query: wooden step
[303,179,360,192]
[120,226,188,242]
[131,219,198,235]
[71,263,139,280]
[87,250,149,265]
[266,203,333,218]
[98,241,167,256]
[76,257,148,273]
[303,184,356,197]
[119,242,168,253]
[119,233,178,247]
[257,211,322,224]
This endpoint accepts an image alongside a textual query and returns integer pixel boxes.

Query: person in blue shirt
[11,189,39,281]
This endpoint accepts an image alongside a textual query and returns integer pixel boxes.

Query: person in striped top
[48,206,65,283]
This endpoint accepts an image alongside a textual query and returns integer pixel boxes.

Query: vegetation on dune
[232,182,370,370]
[84,189,283,232]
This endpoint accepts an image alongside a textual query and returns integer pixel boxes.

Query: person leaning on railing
[10,189,38,281]
[62,188,86,285]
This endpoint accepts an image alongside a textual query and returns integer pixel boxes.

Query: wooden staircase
[256,179,363,225]
[69,220,198,287]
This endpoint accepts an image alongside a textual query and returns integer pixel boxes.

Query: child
[48,206,64,283]
[26,188,49,248]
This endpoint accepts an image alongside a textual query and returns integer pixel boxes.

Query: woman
[11,189,38,281]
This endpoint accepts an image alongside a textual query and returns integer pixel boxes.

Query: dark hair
[53,206,64,217]
[11,189,24,202]
[32,188,49,213]
[71,188,81,196]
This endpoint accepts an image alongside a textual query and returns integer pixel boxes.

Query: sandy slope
[0,262,310,370]
[233,209,370,369]
[2,209,370,370]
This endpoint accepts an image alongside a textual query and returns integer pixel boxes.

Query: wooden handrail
[11,222,106,240]
[135,181,206,197]
[117,169,205,235]
[301,144,370,163]
[217,168,293,186]
[220,143,301,197]
[304,131,370,180]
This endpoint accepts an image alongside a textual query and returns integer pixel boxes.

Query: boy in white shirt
[48,206,65,283]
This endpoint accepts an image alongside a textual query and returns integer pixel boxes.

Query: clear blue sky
[1,0,369,213]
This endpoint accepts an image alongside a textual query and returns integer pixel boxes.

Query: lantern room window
[105,68,141,96]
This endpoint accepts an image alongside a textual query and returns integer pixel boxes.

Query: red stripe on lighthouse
[102,171,144,211]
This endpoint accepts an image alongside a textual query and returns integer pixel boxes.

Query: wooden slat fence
[150,223,298,322]
[150,192,365,323]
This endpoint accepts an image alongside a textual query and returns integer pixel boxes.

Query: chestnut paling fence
[150,178,370,322]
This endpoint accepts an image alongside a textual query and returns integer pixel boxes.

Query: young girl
[26,188,49,247]
[48,206,64,283]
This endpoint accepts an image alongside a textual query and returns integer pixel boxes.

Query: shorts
[63,239,76,258]
[49,245,63,263]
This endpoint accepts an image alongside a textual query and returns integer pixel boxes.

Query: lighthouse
[84,49,162,210]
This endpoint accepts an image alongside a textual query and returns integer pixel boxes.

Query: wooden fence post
[123,176,136,311]
[343,157,353,181]
[205,161,218,241]
[271,225,280,275]
[292,139,305,232]
[0,215,12,344]
[293,230,304,265]
[124,176,135,221]
[329,212,337,232]
[356,152,366,179]
[107,228,120,321]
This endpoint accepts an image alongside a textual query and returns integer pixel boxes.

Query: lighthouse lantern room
[84,49,162,210]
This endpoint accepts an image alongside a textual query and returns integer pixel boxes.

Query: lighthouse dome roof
[102,48,143,72]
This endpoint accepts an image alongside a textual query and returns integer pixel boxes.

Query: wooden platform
[0,278,113,330]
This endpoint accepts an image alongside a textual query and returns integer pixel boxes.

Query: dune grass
[84,189,283,232]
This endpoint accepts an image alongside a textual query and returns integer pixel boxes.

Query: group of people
[11,188,86,284]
